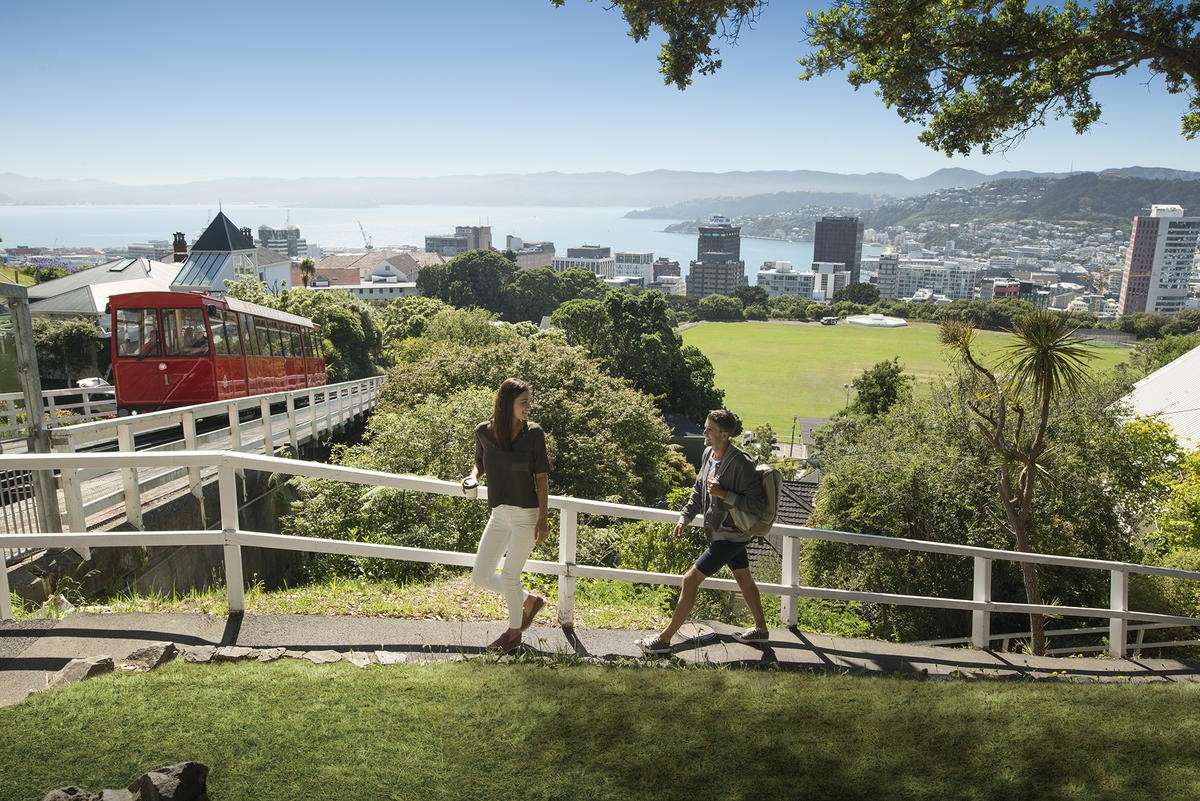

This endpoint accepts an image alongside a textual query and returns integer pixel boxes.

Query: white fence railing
[3,448,1200,659]
[47,376,382,534]
[917,621,1199,656]
[0,386,117,441]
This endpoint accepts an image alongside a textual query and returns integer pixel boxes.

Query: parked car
[820,316,839,326]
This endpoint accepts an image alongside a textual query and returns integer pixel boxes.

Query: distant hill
[626,190,883,219]
[865,173,1200,229]
[1,166,1195,209]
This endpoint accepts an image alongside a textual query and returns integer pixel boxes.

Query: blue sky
[1,0,1196,183]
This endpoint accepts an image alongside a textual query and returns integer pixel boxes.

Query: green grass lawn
[3,659,1199,800]
[683,321,1132,431]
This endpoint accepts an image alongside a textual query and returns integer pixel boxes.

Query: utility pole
[0,283,62,533]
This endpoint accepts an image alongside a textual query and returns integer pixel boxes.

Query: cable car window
[256,317,274,357]
[300,330,311,358]
[209,307,230,355]
[275,324,291,358]
[290,327,302,358]
[163,308,210,356]
[225,310,243,356]
[242,314,259,356]
[115,308,161,357]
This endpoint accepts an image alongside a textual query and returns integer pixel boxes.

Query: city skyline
[2,0,1196,185]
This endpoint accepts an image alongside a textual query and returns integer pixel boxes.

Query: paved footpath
[4,612,1200,706]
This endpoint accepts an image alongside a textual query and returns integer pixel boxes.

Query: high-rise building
[652,257,680,281]
[814,216,864,284]
[1118,205,1200,315]
[687,216,745,300]
[425,225,492,257]
[257,225,308,258]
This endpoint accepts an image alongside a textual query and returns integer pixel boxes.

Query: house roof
[255,246,290,267]
[29,273,175,316]
[776,478,819,527]
[192,211,254,252]
[27,258,178,300]
[1125,344,1200,451]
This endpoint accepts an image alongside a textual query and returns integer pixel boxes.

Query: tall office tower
[1118,205,1200,315]
[814,216,865,284]
[687,216,745,300]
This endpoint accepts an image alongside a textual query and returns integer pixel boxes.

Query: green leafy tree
[559,0,1200,151]
[376,295,451,344]
[1132,333,1200,374]
[416,262,448,300]
[844,358,913,417]
[833,282,881,305]
[1157,451,1200,551]
[697,294,744,321]
[429,250,517,312]
[552,293,724,421]
[31,316,104,387]
[808,377,1179,642]
[557,267,609,302]
[940,311,1095,654]
[734,285,769,309]
[298,258,316,288]
[501,267,564,323]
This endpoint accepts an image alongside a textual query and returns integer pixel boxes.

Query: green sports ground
[681,320,1131,433]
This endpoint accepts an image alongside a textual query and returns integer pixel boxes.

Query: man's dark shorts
[695,539,750,576]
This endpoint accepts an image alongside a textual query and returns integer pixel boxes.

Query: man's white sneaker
[732,628,770,644]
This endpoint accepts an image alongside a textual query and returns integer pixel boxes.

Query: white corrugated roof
[29,274,175,316]
[1125,344,1200,451]
[223,295,315,328]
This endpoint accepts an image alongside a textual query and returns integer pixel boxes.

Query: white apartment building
[756,260,849,300]
[614,251,655,283]
[551,255,616,278]
[877,256,981,301]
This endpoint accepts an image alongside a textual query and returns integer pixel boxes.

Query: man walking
[636,409,770,655]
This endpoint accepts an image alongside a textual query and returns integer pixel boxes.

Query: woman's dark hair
[707,409,742,437]
[491,377,531,449]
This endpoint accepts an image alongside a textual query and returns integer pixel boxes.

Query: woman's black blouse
[474,421,550,509]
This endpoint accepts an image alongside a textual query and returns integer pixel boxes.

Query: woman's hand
[535,515,549,545]
[706,478,728,500]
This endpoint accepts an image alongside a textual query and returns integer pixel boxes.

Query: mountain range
[4,166,1195,209]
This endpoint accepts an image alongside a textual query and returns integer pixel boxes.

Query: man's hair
[707,409,742,436]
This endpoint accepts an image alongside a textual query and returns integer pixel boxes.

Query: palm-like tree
[299,258,316,288]
[941,310,1094,655]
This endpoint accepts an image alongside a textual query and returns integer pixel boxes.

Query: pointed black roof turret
[192,211,254,252]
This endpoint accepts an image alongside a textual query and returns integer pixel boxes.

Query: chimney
[240,227,253,246]
[172,232,188,263]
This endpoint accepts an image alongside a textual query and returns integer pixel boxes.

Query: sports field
[682,321,1131,432]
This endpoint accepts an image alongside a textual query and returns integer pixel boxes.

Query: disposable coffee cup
[462,477,479,499]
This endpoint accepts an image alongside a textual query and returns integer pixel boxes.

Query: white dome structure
[847,313,908,328]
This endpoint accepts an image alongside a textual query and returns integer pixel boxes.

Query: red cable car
[109,291,326,411]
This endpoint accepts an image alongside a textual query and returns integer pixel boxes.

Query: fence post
[285,393,298,456]
[116,422,143,530]
[45,394,57,422]
[259,396,274,455]
[0,545,10,620]
[56,433,88,557]
[324,387,333,436]
[307,389,317,439]
[227,401,242,452]
[971,556,992,649]
[219,462,244,614]
[181,409,206,529]
[1109,569,1128,658]
[781,534,799,627]
[4,398,16,437]
[557,507,577,627]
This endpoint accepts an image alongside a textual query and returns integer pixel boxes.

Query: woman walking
[466,378,551,653]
